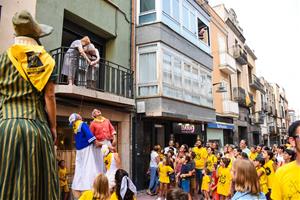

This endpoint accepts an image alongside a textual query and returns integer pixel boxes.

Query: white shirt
[164,146,177,155]
[150,151,159,168]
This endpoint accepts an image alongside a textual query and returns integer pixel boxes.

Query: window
[139,52,157,83]
[139,0,156,24]
[198,18,210,46]
[138,52,158,96]
[163,0,171,15]
[173,0,180,21]
[173,58,182,88]
[163,53,172,84]
[140,0,155,13]
[183,6,189,29]
[190,12,196,35]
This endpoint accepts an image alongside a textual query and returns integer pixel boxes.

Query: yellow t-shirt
[249,152,258,160]
[110,192,136,200]
[264,160,275,189]
[192,147,208,169]
[256,167,268,194]
[271,161,300,200]
[201,175,210,191]
[206,154,217,172]
[158,163,174,184]
[217,166,231,196]
[104,152,113,171]
[79,190,94,200]
[58,167,68,187]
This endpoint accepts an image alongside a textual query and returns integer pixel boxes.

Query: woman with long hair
[111,169,137,200]
[231,159,266,200]
[79,173,110,200]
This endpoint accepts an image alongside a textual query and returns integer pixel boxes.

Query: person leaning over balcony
[0,10,59,199]
[84,43,100,88]
[271,121,300,200]
[61,36,92,85]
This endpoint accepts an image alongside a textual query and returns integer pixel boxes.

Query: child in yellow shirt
[217,157,231,199]
[249,146,258,161]
[58,160,70,200]
[254,157,269,195]
[158,157,174,200]
[201,168,211,200]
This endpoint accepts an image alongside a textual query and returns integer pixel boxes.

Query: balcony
[252,112,265,124]
[233,87,246,106]
[269,126,275,134]
[219,52,236,74]
[250,74,265,93]
[223,100,239,116]
[50,47,134,106]
[233,44,248,65]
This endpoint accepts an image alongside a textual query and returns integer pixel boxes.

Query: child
[179,155,193,194]
[201,168,211,200]
[217,157,231,200]
[249,146,258,161]
[58,160,70,200]
[254,157,268,195]
[79,173,110,200]
[210,164,219,200]
[189,152,197,197]
[102,145,121,191]
[262,150,276,199]
[111,169,137,200]
[231,159,266,200]
[158,157,174,200]
[206,147,217,174]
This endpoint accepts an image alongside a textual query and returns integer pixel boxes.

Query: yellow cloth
[158,163,174,184]
[201,175,210,191]
[271,161,300,200]
[58,167,68,187]
[217,166,231,196]
[104,152,113,171]
[256,167,268,194]
[7,44,55,92]
[110,192,136,200]
[249,152,258,161]
[73,120,83,134]
[192,147,208,169]
[264,160,275,189]
[206,154,217,172]
[245,94,251,106]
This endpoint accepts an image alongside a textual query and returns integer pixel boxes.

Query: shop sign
[207,122,234,130]
[181,124,195,133]
[173,123,201,134]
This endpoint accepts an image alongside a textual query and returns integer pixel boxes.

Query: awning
[207,122,234,130]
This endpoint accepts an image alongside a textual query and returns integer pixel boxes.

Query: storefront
[207,122,235,147]
[173,123,206,147]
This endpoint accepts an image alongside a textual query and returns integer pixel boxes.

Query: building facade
[0,0,135,179]
[134,0,215,189]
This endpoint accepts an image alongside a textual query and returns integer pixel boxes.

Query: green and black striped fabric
[0,53,60,199]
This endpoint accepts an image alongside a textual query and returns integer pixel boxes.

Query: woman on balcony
[61,36,92,85]
[0,10,59,199]
[84,43,100,88]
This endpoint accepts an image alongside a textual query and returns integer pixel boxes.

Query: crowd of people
[146,127,299,200]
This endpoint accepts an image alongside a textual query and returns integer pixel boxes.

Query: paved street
[137,190,202,200]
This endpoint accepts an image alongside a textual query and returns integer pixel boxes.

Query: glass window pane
[163,0,171,15]
[140,0,155,13]
[173,0,180,21]
[139,85,158,96]
[190,12,196,33]
[139,52,157,83]
[163,53,172,72]
[139,13,156,24]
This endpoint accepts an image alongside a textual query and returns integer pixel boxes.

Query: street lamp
[213,82,227,93]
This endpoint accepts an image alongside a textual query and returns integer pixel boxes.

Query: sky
[209,0,300,116]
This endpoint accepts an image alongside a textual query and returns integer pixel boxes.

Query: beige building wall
[0,0,37,53]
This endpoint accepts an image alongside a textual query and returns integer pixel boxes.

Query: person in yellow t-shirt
[206,147,217,173]
[201,168,211,200]
[271,121,300,200]
[263,149,276,198]
[217,157,231,200]
[192,140,208,193]
[249,146,258,161]
[254,157,269,195]
[79,173,110,200]
[158,157,174,199]
[58,160,70,200]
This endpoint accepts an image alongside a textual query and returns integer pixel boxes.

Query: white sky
[209,0,300,115]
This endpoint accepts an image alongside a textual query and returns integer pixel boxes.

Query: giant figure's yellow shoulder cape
[7,44,55,92]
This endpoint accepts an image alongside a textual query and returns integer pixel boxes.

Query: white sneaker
[156,197,161,200]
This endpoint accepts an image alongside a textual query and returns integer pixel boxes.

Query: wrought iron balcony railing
[50,47,134,99]
[250,74,265,93]
[233,87,246,106]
